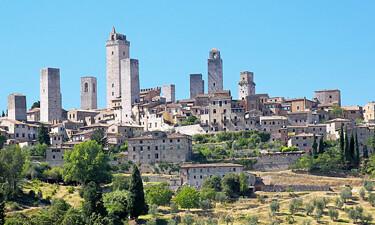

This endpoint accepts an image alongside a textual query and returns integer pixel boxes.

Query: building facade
[162,84,175,102]
[207,48,223,94]
[238,71,255,100]
[81,76,97,110]
[8,94,27,122]
[40,68,62,123]
[190,74,204,99]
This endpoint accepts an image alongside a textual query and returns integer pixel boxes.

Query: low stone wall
[261,185,331,192]
[252,154,302,172]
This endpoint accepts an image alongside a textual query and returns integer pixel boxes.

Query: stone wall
[190,74,204,99]
[261,184,330,192]
[8,94,27,121]
[121,58,140,123]
[252,154,302,172]
[81,76,97,110]
[207,50,223,94]
[40,68,62,123]
[162,84,175,102]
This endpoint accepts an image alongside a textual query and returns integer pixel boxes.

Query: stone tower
[162,84,175,102]
[121,58,140,123]
[190,74,204,99]
[207,48,223,94]
[106,26,130,108]
[238,71,256,100]
[8,94,27,121]
[40,68,62,123]
[81,76,97,110]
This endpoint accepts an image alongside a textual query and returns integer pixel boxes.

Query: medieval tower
[81,76,97,110]
[120,58,140,123]
[207,48,223,94]
[238,71,256,100]
[7,94,27,121]
[40,68,62,123]
[190,74,204,99]
[162,84,175,102]
[106,27,130,108]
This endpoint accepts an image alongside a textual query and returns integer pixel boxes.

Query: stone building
[285,97,316,113]
[288,133,322,151]
[314,89,341,106]
[140,87,161,103]
[180,163,255,187]
[106,27,130,108]
[120,58,140,123]
[238,71,256,100]
[326,118,353,140]
[46,146,72,166]
[341,106,363,121]
[67,109,100,124]
[127,131,192,164]
[190,74,204,99]
[8,94,27,122]
[27,108,40,122]
[162,84,175,102]
[40,68,62,123]
[363,102,375,122]
[81,76,97,110]
[0,119,38,140]
[207,48,223,94]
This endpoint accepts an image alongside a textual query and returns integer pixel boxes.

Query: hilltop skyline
[1,1,375,111]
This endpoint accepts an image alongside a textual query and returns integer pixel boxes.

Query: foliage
[202,175,221,191]
[0,145,26,192]
[37,123,50,146]
[183,214,195,225]
[340,187,352,203]
[239,173,249,196]
[148,204,158,218]
[328,208,339,221]
[178,116,200,126]
[145,182,173,206]
[269,200,280,213]
[200,187,216,201]
[31,101,40,109]
[281,146,299,153]
[128,165,147,219]
[0,192,4,225]
[221,173,240,197]
[175,187,200,210]
[305,203,314,215]
[81,181,106,219]
[23,161,51,180]
[112,175,129,191]
[27,143,47,159]
[90,129,108,148]
[63,140,112,184]
[103,190,128,220]
[199,199,211,210]
[0,133,6,150]
[170,203,179,214]
[120,141,128,152]
[312,134,317,158]
[363,179,373,191]
[330,105,346,118]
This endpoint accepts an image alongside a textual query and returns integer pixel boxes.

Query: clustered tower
[162,84,175,102]
[81,76,97,110]
[238,71,256,100]
[189,74,204,99]
[40,68,62,123]
[207,48,223,94]
[7,94,27,121]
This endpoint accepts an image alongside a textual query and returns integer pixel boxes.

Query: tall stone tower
[207,48,223,94]
[238,71,256,100]
[190,74,204,99]
[8,94,27,121]
[121,58,140,123]
[81,76,97,110]
[162,84,175,102]
[106,26,130,108]
[40,68,62,123]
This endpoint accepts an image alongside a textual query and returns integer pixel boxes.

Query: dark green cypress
[312,134,318,158]
[318,135,324,154]
[128,165,147,220]
[37,123,50,146]
[372,130,375,154]
[349,132,355,162]
[344,126,350,166]
[339,125,345,159]
[363,145,369,159]
[0,192,5,225]
[354,130,360,168]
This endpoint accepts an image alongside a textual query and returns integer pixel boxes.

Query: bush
[305,203,314,215]
[183,214,195,225]
[285,215,294,224]
[328,208,339,221]
[359,188,365,200]
[340,187,352,203]
[67,186,74,194]
[170,203,179,214]
[270,200,280,213]
[199,199,211,210]
[364,179,373,191]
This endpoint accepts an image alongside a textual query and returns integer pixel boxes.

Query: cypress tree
[354,130,360,168]
[312,134,318,158]
[349,132,355,162]
[372,130,375,154]
[363,145,369,159]
[318,135,324,154]
[339,125,345,159]
[344,126,350,166]
[37,123,50,146]
[1,111,4,117]
[128,165,147,220]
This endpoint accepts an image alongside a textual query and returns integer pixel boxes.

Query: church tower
[207,48,223,94]
[106,26,130,108]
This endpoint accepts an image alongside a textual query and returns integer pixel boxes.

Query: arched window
[84,83,88,92]
[93,83,96,93]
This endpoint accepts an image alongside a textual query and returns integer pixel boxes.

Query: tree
[239,173,249,196]
[248,134,261,149]
[175,187,200,210]
[103,190,128,221]
[62,208,85,225]
[340,187,352,203]
[202,175,221,191]
[37,123,50,146]
[360,188,366,200]
[1,111,4,117]
[81,182,106,219]
[305,203,314,215]
[145,182,173,206]
[63,140,112,184]
[90,129,108,148]
[182,214,195,225]
[371,130,375,154]
[318,135,324,154]
[0,145,26,191]
[364,145,369,159]
[170,203,179,214]
[0,192,5,225]
[349,132,355,165]
[128,165,147,220]
[344,126,351,166]
[354,130,360,168]
[363,179,373,191]
[339,125,344,158]
[31,101,40,109]
[221,214,234,225]
[331,105,346,118]
[270,200,280,213]
[0,133,6,150]
[328,208,339,221]
[311,134,317,158]
[221,173,240,197]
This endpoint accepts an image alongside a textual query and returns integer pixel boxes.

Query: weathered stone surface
[40,68,62,123]
[81,76,97,110]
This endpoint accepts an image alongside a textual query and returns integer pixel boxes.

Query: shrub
[328,208,339,221]
[340,187,352,203]
[359,188,366,200]
[285,215,294,224]
[305,203,314,215]
[183,214,195,225]
[246,215,258,225]
[270,200,280,213]
[199,199,211,210]
[257,195,264,204]
[67,186,74,194]
[285,188,294,192]
[364,179,373,191]
[170,203,179,214]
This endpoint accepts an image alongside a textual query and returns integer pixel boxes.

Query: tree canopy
[175,187,200,210]
[37,123,50,146]
[127,165,147,219]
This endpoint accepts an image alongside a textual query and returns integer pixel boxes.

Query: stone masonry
[40,68,62,123]
[207,48,223,94]
[162,84,175,102]
[120,58,140,123]
[7,94,27,121]
[238,71,256,100]
[81,76,97,110]
[314,89,341,106]
[106,27,130,108]
[190,74,204,99]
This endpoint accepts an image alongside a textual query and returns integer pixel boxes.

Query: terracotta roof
[341,106,361,111]
[181,163,244,168]
[293,133,321,137]
[210,48,219,52]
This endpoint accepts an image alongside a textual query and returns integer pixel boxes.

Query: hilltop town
[1,27,375,224]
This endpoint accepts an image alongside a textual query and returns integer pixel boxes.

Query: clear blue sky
[1,1,374,111]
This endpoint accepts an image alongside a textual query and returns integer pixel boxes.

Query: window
[233,168,236,172]
[193,169,196,173]
[123,52,125,56]
[148,154,150,159]
[133,155,136,159]
[112,51,114,55]
[84,83,88,92]
[155,153,159,159]
[147,146,150,150]
[177,145,180,150]
[112,92,114,96]
[213,109,216,114]
[140,146,143,151]
[133,147,135,151]
[155,146,158,150]
[219,168,222,172]
[163,146,165,150]
[170,139,173,143]
[200,169,203,173]
[53,155,55,159]
[207,168,210,172]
